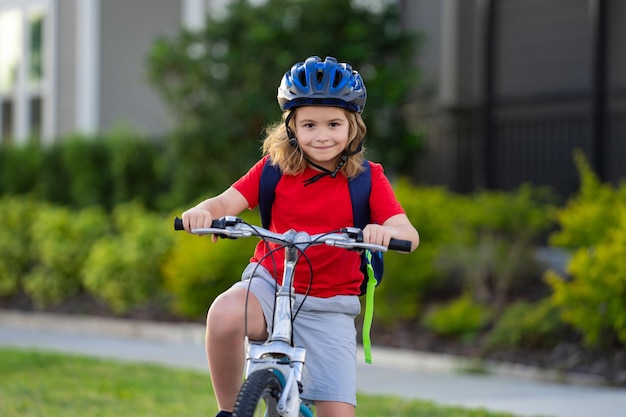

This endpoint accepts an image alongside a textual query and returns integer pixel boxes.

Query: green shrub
[436,184,554,308]
[545,151,626,348]
[31,141,77,205]
[1,132,171,210]
[374,181,554,323]
[440,233,545,307]
[59,135,113,208]
[106,127,169,210]
[549,150,626,249]
[162,210,258,319]
[375,182,468,321]
[421,294,492,341]
[0,196,39,296]
[466,184,555,240]
[82,202,173,314]
[546,207,626,348]
[24,205,109,307]
[0,142,43,195]
[484,298,569,350]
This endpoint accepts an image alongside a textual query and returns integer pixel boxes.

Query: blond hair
[261,107,367,178]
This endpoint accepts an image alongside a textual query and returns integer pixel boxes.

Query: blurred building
[0,0,191,144]
[404,0,625,195]
[1,0,624,195]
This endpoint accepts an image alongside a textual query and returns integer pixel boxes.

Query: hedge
[3,146,623,349]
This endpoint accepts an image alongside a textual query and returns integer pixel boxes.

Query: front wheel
[233,370,282,417]
[233,370,313,417]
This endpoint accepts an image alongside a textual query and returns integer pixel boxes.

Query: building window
[0,9,22,94]
[1,99,13,140]
[29,11,44,85]
[0,3,48,144]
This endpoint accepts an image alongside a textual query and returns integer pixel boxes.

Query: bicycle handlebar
[174,216,412,253]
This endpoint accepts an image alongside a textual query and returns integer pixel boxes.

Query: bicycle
[174,215,411,417]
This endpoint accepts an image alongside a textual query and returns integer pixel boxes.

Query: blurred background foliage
[0,127,168,210]
[147,0,423,204]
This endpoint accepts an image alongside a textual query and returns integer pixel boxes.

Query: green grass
[0,347,536,417]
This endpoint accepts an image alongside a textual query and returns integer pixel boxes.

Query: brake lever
[341,227,364,241]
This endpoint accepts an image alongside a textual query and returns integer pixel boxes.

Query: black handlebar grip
[388,238,412,252]
[174,216,225,231]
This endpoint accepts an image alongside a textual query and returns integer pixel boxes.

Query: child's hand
[362,224,393,248]
[365,214,419,252]
[181,207,219,242]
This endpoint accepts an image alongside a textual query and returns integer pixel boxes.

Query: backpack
[258,158,384,296]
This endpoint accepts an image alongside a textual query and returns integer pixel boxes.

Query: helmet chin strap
[285,110,363,186]
[302,143,362,186]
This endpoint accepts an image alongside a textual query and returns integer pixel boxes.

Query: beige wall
[98,0,181,138]
[55,0,77,138]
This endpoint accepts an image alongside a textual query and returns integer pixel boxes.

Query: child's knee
[207,287,267,341]
[207,290,246,337]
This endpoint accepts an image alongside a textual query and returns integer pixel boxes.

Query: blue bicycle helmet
[277,56,367,113]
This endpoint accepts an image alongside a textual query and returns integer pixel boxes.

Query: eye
[303,122,315,128]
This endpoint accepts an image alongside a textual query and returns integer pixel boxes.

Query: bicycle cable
[240,221,343,346]
[239,221,316,343]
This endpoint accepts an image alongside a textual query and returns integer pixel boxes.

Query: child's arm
[180,187,249,236]
[363,213,419,253]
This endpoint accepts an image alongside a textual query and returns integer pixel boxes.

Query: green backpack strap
[362,250,376,364]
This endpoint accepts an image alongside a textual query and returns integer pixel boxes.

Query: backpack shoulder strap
[259,158,282,229]
[348,159,372,228]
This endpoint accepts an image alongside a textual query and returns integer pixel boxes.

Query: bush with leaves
[24,204,109,307]
[421,293,492,342]
[0,142,43,196]
[436,184,555,309]
[546,207,626,348]
[82,202,173,314]
[374,181,467,321]
[105,127,170,209]
[545,151,626,348]
[548,150,626,249]
[484,299,569,350]
[0,196,39,296]
[148,0,423,204]
[374,180,554,322]
[0,131,169,211]
[58,131,169,210]
[162,210,259,319]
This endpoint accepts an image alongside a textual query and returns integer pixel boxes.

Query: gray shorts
[233,263,361,406]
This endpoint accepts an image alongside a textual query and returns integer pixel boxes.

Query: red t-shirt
[233,155,405,297]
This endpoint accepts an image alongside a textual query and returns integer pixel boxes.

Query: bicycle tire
[233,370,283,417]
[233,370,313,417]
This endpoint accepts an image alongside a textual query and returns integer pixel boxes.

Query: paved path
[1,310,625,417]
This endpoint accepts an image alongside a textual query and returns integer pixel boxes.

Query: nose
[314,128,331,142]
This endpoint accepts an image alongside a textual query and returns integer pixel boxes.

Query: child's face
[294,106,350,171]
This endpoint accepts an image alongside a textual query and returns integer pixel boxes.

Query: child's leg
[205,286,268,412]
